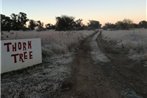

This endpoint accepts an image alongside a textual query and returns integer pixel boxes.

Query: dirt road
[59,32,121,98]
[2,31,146,98]
[59,31,147,98]
[97,33,147,98]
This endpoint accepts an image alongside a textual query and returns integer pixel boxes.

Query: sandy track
[59,32,121,98]
[96,33,147,98]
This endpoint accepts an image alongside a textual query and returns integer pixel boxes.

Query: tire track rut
[60,32,120,98]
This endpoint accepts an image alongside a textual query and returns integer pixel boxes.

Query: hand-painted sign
[1,38,42,73]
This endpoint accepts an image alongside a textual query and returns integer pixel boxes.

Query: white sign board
[1,38,42,73]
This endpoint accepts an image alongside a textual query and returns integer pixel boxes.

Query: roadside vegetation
[1,12,147,31]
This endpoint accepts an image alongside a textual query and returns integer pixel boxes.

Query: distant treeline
[1,12,147,31]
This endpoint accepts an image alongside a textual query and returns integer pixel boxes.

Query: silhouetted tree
[36,21,44,31]
[1,14,12,31]
[74,19,84,30]
[55,15,75,31]
[123,19,134,29]
[87,20,101,30]
[18,12,28,30]
[115,21,125,29]
[11,12,28,30]
[11,13,19,30]
[103,23,116,30]
[28,20,37,30]
[138,20,147,28]
[115,19,133,30]
[132,23,139,28]
[45,23,55,30]
[1,12,146,31]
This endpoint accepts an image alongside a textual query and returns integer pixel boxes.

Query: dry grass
[102,29,147,63]
[2,30,94,57]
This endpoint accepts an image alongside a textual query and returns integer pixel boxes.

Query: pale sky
[2,0,147,25]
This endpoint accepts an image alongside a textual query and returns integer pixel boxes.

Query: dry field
[1,29,147,98]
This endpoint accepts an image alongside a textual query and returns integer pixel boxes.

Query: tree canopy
[1,12,147,31]
[88,20,101,30]
[55,15,75,31]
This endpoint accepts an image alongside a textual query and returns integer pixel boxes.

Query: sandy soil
[59,32,121,98]
[58,32,146,98]
[97,33,147,98]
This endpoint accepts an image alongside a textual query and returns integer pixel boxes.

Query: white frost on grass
[102,29,147,64]
[102,29,147,49]
[49,53,74,65]
[90,32,110,63]
[1,30,94,97]
[1,50,74,98]
[2,30,94,56]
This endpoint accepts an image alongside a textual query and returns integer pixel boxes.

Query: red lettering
[23,42,26,50]
[4,42,12,52]
[18,42,22,50]
[4,41,33,52]
[29,51,33,59]
[24,52,27,59]
[19,53,24,62]
[12,43,17,52]
[28,41,32,49]
[11,51,33,63]
[11,54,19,63]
